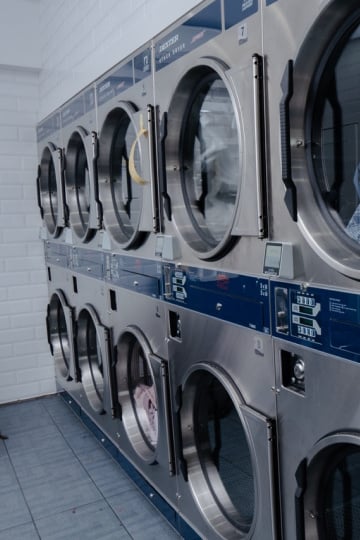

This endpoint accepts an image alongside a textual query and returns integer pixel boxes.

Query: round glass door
[288,4,360,278]
[48,292,72,381]
[77,307,105,414]
[166,62,241,259]
[39,146,60,237]
[115,329,158,462]
[98,107,145,249]
[65,131,93,241]
[304,435,360,539]
[181,366,256,538]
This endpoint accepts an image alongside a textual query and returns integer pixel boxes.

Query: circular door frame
[37,142,66,238]
[300,432,360,539]
[114,325,161,464]
[65,126,101,243]
[286,0,360,279]
[98,102,147,250]
[179,361,276,539]
[47,289,75,383]
[165,57,245,261]
[76,304,110,415]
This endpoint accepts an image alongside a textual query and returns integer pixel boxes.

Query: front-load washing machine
[153,0,268,275]
[104,285,178,511]
[45,262,78,396]
[273,283,360,540]
[166,303,279,540]
[62,85,102,247]
[263,0,360,289]
[97,43,159,257]
[37,110,67,240]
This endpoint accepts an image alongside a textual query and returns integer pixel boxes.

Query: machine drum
[115,329,159,463]
[167,65,241,259]
[76,308,105,414]
[47,292,72,382]
[98,107,145,248]
[65,131,92,241]
[181,368,256,538]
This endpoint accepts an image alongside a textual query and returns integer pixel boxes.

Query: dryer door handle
[280,59,297,221]
[295,458,307,540]
[36,164,44,219]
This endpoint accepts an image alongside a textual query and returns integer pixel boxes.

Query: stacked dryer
[263,0,360,539]
[152,1,280,539]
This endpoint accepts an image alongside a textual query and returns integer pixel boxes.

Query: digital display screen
[299,316,313,327]
[299,305,313,315]
[263,243,282,274]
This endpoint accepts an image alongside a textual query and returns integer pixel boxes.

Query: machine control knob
[293,358,305,381]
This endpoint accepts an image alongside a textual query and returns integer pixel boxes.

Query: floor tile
[108,489,181,540]
[20,461,103,520]
[4,424,64,458]
[0,400,52,436]
[0,456,18,493]
[0,485,32,532]
[78,448,132,499]
[0,439,7,459]
[35,500,131,540]
[0,521,40,539]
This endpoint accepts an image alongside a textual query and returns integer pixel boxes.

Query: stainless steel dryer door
[37,143,66,238]
[280,0,360,279]
[98,103,157,249]
[76,304,111,415]
[114,326,174,469]
[65,127,101,242]
[297,432,360,540]
[47,289,76,383]
[177,362,278,540]
[164,56,265,260]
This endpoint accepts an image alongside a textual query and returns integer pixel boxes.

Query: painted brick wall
[0,1,203,404]
[0,66,56,404]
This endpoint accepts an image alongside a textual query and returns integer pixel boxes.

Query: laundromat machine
[263,0,360,538]
[38,0,360,538]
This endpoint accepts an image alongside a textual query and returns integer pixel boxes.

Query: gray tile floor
[0,394,182,539]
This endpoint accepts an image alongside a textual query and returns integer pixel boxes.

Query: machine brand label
[61,94,86,127]
[154,0,221,71]
[36,112,61,142]
[96,61,134,106]
[134,49,152,83]
[224,0,258,30]
[84,87,96,113]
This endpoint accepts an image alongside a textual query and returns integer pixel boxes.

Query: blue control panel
[44,242,71,268]
[271,281,360,364]
[163,264,270,333]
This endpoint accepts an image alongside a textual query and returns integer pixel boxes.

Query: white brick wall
[0,66,56,404]
[0,1,204,405]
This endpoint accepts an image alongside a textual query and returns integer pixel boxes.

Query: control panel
[271,281,360,364]
[163,264,271,333]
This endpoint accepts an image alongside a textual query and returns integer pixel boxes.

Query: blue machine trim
[96,60,134,107]
[154,0,222,71]
[270,280,360,364]
[59,391,201,540]
[163,264,271,333]
[36,112,61,143]
[265,0,278,5]
[224,0,258,29]
[44,242,71,268]
[106,252,162,298]
[70,247,105,279]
